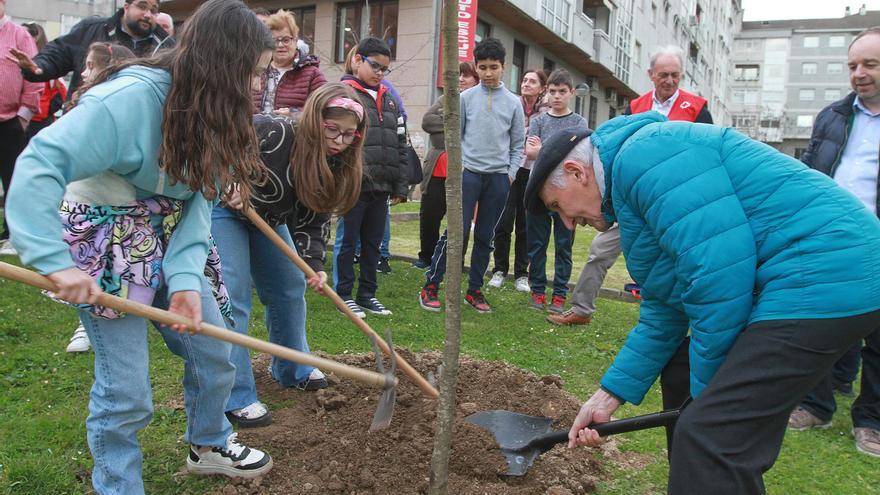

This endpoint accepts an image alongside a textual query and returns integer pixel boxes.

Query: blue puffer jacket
[591,112,880,405]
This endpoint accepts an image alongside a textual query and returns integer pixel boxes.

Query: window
[609,106,617,119]
[588,95,598,129]
[799,89,814,101]
[540,0,572,39]
[288,6,316,53]
[794,147,807,159]
[543,57,555,75]
[803,36,819,48]
[475,20,491,44]
[510,40,526,94]
[734,64,760,81]
[825,89,841,101]
[829,35,845,47]
[802,62,817,75]
[743,91,758,105]
[827,62,843,74]
[733,90,744,105]
[651,2,657,25]
[634,41,642,67]
[733,115,755,128]
[334,0,399,63]
[796,115,814,127]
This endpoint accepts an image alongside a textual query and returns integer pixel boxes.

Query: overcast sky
[741,0,880,21]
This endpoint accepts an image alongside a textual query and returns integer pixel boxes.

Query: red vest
[629,89,707,122]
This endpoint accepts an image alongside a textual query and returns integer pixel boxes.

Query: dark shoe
[188,433,273,478]
[378,257,392,274]
[340,298,366,319]
[353,254,360,264]
[788,406,832,431]
[624,282,642,299]
[832,379,855,397]
[412,259,429,269]
[465,289,491,313]
[357,297,392,315]
[854,427,880,458]
[419,283,441,312]
[294,369,329,391]
[547,309,591,326]
[549,295,566,314]
[529,292,547,311]
[225,402,272,428]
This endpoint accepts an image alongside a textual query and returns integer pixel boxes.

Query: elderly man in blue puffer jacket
[523,113,880,494]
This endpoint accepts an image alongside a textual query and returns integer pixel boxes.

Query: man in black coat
[8,0,172,96]
[791,26,880,459]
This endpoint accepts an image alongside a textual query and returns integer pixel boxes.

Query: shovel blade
[465,410,555,476]
[369,329,397,432]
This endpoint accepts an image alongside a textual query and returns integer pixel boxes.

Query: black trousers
[418,176,446,265]
[492,167,529,278]
[665,310,880,494]
[336,191,389,300]
[0,118,26,239]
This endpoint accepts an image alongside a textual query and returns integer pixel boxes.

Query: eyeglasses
[361,56,392,76]
[323,123,361,145]
[131,1,160,15]
[274,36,295,46]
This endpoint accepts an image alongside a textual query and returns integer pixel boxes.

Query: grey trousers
[570,224,621,316]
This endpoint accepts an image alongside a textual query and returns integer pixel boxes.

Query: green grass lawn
[0,214,876,494]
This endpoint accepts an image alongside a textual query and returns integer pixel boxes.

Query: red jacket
[32,80,67,123]
[252,51,327,113]
[628,89,708,122]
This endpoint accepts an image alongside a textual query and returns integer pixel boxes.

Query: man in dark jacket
[8,0,172,96]
[790,27,880,458]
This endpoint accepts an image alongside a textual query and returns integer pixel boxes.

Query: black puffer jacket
[341,76,408,198]
[800,91,880,215]
[23,9,173,96]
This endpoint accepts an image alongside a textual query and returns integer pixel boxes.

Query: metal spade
[465,403,687,476]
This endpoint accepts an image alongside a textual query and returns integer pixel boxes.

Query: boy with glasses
[338,37,408,317]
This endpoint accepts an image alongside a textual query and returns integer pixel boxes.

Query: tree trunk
[427,1,464,493]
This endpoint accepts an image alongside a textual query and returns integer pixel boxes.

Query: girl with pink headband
[211,82,366,427]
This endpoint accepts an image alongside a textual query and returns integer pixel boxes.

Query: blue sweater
[8,66,214,295]
[460,82,525,179]
[592,112,880,405]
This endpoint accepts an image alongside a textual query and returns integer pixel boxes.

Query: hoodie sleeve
[508,100,525,179]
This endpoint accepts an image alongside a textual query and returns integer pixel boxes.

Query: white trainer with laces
[187,432,273,478]
[66,324,91,353]
[514,277,531,293]
[226,401,272,428]
[488,271,505,288]
[0,239,17,256]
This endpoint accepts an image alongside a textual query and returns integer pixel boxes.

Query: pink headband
[327,97,364,122]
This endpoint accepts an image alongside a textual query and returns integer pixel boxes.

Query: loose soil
[212,351,645,495]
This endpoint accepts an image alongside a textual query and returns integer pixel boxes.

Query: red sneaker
[465,289,491,313]
[529,292,547,311]
[419,283,441,312]
[549,295,566,314]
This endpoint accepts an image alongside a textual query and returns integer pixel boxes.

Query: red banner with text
[436,0,478,87]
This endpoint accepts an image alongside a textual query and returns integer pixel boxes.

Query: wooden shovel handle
[243,208,439,399]
[0,261,395,389]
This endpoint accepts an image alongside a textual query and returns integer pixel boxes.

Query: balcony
[593,30,615,71]
[571,14,595,58]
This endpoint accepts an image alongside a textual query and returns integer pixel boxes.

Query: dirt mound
[213,351,627,495]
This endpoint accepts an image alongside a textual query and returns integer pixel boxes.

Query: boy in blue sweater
[419,38,525,313]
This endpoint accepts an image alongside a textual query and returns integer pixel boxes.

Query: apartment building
[6,0,117,40]
[730,7,880,157]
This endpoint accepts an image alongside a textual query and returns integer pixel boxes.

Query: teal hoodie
[591,112,880,405]
[8,66,213,295]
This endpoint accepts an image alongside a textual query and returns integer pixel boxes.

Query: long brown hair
[74,0,274,202]
[290,83,365,214]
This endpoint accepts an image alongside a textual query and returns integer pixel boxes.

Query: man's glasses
[274,36,295,46]
[323,123,361,145]
[361,56,392,76]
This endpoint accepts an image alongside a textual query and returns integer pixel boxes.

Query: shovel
[465,402,688,476]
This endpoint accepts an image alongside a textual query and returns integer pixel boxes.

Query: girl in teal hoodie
[6,1,275,492]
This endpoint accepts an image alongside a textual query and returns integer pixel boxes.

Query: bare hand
[224,184,243,210]
[568,389,622,448]
[307,271,328,294]
[525,135,542,160]
[390,196,406,205]
[7,47,42,75]
[47,267,102,304]
[273,107,292,117]
[168,291,202,334]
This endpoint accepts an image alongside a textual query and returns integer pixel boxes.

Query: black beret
[523,127,593,215]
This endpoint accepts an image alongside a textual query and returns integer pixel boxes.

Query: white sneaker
[0,239,16,256]
[488,271,505,288]
[66,324,91,353]
[187,432,273,478]
[514,277,531,293]
[226,401,272,428]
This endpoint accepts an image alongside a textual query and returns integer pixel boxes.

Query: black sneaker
[225,401,272,428]
[187,433,273,478]
[412,259,429,269]
[340,298,366,318]
[357,297,392,315]
[465,289,491,313]
[378,257,392,274]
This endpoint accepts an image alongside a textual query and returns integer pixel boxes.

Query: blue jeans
[332,204,391,287]
[426,169,509,291]
[211,206,314,411]
[526,211,575,297]
[78,277,234,495]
